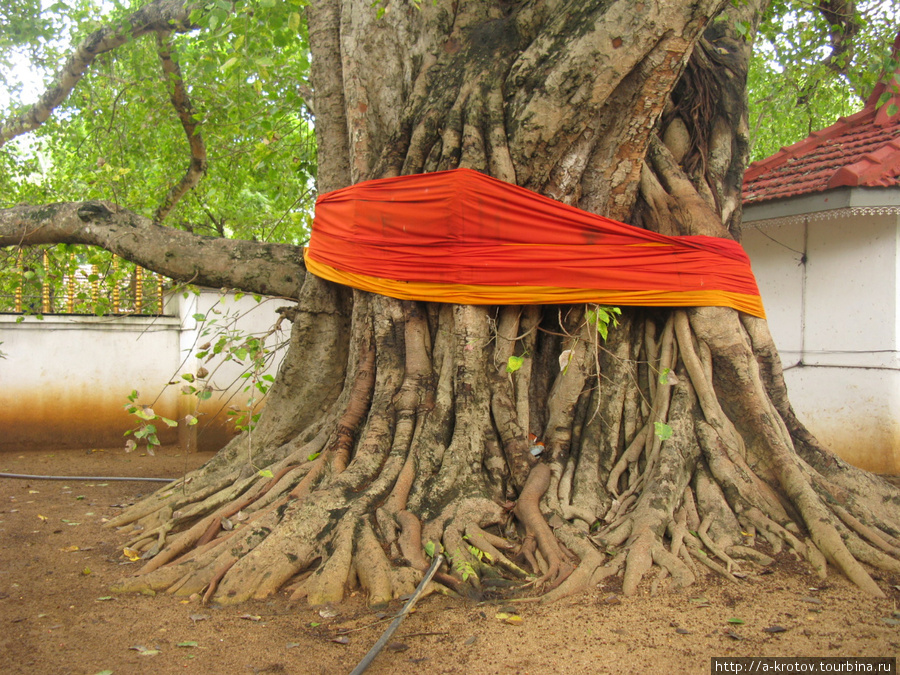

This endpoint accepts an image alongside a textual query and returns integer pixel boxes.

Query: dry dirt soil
[1,445,899,675]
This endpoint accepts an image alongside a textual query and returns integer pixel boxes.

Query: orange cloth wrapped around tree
[304,168,765,318]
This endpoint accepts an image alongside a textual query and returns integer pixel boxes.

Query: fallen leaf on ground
[239,614,262,621]
[130,645,159,656]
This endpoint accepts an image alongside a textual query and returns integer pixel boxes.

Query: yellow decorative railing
[3,245,169,316]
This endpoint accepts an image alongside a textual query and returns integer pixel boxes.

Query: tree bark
[0,0,198,146]
[0,202,304,297]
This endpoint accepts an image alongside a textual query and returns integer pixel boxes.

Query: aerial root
[830,501,900,558]
[355,521,400,607]
[697,517,738,573]
[202,558,239,604]
[831,516,900,574]
[539,550,607,603]
[621,530,697,596]
[104,470,236,531]
[464,523,530,579]
[726,545,774,567]
[513,463,576,588]
[770,447,886,596]
[397,510,469,595]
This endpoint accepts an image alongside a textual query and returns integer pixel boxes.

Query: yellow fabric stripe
[305,254,766,318]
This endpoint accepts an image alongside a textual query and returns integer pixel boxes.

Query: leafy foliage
[0,244,167,315]
[748,0,899,161]
[1,0,317,245]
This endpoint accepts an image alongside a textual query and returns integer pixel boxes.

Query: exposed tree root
[13,0,900,613]
[107,292,900,607]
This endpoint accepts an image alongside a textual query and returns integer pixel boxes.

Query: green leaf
[159,416,178,428]
[424,541,436,558]
[505,355,524,373]
[654,422,673,441]
[192,313,206,322]
[596,320,609,341]
[307,451,321,461]
[177,641,199,647]
[658,368,671,385]
[727,618,745,624]
[258,469,274,478]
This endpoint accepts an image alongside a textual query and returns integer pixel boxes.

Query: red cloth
[306,168,764,316]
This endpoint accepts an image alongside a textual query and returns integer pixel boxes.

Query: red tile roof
[743,34,900,205]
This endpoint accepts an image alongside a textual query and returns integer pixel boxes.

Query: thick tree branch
[306,1,353,193]
[154,31,208,223]
[0,201,305,298]
[0,0,200,147]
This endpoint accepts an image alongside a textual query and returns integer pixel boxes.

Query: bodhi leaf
[654,422,673,441]
[506,355,524,373]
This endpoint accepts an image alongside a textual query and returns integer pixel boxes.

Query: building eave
[742,186,900,228]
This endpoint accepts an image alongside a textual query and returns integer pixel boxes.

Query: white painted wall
[0,289,289,453]
[743,204,900,474]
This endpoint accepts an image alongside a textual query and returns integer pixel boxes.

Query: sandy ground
[1,445,899,675]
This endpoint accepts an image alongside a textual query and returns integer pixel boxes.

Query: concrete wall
[743,208,900,474]
[0,290,289,453]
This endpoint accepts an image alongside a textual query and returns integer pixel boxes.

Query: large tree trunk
[5,0,900,606]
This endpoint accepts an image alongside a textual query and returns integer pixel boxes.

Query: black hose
[0,472,177,483]
[349,553,445,675]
